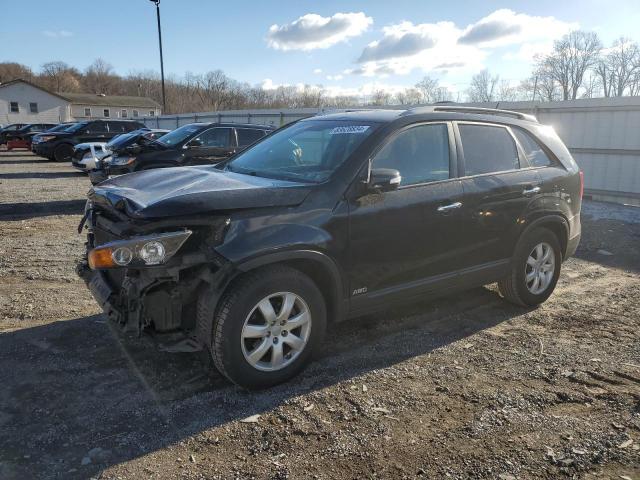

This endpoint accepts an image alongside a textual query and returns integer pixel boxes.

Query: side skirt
[347,259,509,318]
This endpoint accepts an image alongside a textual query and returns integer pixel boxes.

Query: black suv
[104,122,274,175]
[78,107,582,389]
[32,119,144,162]
[0,123,26,145]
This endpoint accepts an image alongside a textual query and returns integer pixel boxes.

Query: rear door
[184,127,235,164]
[348,122,468,306]
[106,121,129,140]
[455,122,544,268]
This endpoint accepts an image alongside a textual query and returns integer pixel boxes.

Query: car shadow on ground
[0,200,86,221]
[0,286,532,479]
[0,172,84,180]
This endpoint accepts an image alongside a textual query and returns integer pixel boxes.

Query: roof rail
[403,105,538,122]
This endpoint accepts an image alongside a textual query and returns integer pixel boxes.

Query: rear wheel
[498,228,562,307]
[210,266,326,389]
[54,144,73,162]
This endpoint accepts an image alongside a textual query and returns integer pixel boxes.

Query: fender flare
[237,249,347,321]
[517,214,570,257]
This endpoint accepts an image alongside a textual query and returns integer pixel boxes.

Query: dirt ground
[0,149,638,480]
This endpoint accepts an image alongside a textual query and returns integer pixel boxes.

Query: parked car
[0,123,27,145]
[5,123,57,150]
[78,107,582,389]
[31,119,144,162]
[74,128,169,174]
[103,123,274,176]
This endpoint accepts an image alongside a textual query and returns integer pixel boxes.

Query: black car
[73,128,170,174]
[32,119,145,162]
[0,123,27,145]
[78,106,582,389]
[104,122,274,175]
[4,123,56,144]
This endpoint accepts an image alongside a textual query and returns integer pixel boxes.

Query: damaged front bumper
[77,205,235,346]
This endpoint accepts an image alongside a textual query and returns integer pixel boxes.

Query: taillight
[579,171,584,198]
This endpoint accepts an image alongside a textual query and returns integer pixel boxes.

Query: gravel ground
[0,150,639,480]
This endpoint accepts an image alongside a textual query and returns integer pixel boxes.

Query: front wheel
[54,144,73,162]
[499,228,562,307]
[210,266,326,389]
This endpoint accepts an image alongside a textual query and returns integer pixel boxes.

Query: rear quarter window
[512,128,553,167]
[236,128,266,146]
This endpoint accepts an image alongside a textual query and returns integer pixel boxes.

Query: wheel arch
[519,215,569,260]
[236,250,347,324]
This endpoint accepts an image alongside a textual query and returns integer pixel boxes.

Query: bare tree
[369,89,393,106]
[497,80,518,101]
[0,62,34,84]
[40,61,81,92]
[466,70,499,102]
[596,37,640,97]
[84,58,116,94]
[395,88,422,105]
[539,31,602,100]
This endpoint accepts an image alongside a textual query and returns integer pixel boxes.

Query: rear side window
[373,123,450,186]
[512,128,553,167]
[196,127,232,147]
[237,128,265,146]
[459,124,519,176]
[87,122,107,133]
[107,122,128,133]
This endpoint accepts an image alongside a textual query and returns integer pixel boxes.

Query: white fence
[142,98,640,206]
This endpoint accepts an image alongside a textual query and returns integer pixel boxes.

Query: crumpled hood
[89,165,312,219]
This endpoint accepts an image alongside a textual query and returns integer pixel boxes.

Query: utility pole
[149,0,166,113]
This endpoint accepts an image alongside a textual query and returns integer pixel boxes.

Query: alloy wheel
[525,242,555,295]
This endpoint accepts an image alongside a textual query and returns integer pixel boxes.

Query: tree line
[1,31,639,114]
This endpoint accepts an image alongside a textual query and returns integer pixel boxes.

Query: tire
[211,265,326,389]
[498,227,562,307]
[54,144,73,162]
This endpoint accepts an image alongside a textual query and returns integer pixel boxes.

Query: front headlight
[39,135,57,142]
[111,155,136,166]
[88,230,191,269]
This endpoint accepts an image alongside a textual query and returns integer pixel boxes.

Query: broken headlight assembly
[88,230,192,269]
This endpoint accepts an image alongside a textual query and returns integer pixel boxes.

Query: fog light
[140,241,165,265]
[111,247,133,266]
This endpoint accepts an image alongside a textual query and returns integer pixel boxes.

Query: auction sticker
[329,125,370,135]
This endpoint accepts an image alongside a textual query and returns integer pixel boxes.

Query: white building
[0,79,161,125]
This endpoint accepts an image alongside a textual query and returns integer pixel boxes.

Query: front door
[184,127,236,165]
[80,121,109,143]
[347,122,468,308]
[456,122,544,267]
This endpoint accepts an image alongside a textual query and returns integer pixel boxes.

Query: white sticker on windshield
[329,125,370,135]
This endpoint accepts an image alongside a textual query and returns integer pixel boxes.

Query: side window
[84,107,91,117]
[87,122,107,133]
[107,122,127,133]
[458,124,519,176]
[236,128,265,146]
[512,128,553,167]
[103,109,110,118]
[372,123,450,186]
[196,128,232,147]
[29,102,38,113]
[10,102,19,113]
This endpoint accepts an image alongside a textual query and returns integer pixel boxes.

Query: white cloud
[313,68,323,74]
[326,74,344,81]
[353,21,484,77]
[43,30,73,38]
[458,9,576,48]
[266,12,372,51]
[350,10,576,77]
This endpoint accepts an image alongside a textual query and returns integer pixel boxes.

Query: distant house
[0,79,161,125]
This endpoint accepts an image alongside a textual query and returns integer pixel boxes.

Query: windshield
[46,123,73,133]
[64,122,88,133]
[225,120,378,183]
[156,124,201,146]
[106,132,136,148]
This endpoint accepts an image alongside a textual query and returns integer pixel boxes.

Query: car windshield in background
[107,133,135,148]
[156,124,201,146]
[64,122,88,133]
[225,120,378,183]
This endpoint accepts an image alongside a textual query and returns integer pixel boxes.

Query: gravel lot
[0,150,639,480]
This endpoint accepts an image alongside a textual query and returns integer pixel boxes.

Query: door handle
[523,186,541,196]
[437,201,462,213]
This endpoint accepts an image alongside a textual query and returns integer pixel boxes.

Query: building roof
[0,78,160,109]
[59,92,161,109]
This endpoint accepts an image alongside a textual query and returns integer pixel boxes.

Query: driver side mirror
[369,168,401,192]
[186,138,203,148]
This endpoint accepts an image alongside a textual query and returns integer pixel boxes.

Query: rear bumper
[7,139,30,150]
